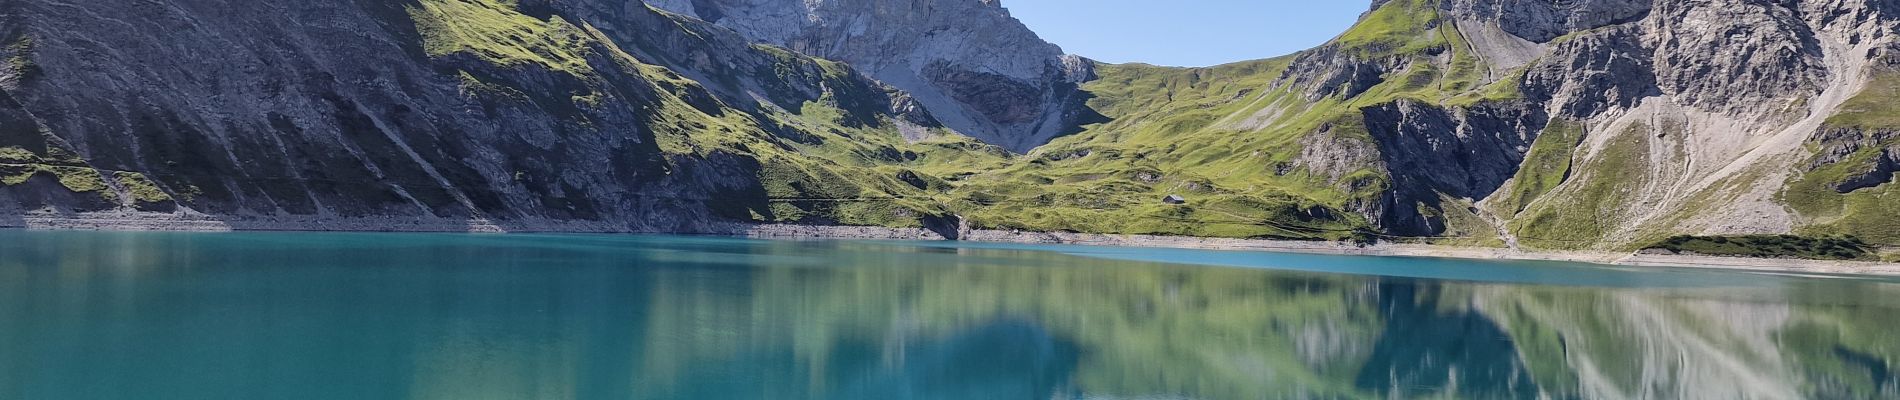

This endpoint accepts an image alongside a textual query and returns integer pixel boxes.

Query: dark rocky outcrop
[1360,101,1547,235]
[1811,128,1900,193]
[1520,27,1662,119]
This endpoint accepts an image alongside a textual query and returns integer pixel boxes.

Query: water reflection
[0,232,1895,399]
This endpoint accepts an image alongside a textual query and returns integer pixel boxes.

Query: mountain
[949,0,1900,253]
[3,0,1899,257]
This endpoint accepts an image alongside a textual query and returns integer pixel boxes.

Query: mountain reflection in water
[0,232,1895,400]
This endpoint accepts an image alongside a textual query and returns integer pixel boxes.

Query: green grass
[1781,72,1900,245]
[454,70,531,101]
[1512,125,1650,249]
[1644,235,1874,261]
[4,35,37,81]
[940,56,1378,240]
[1449,66,1529,105]
[113,172,173,205]
[0,146,37,164]
[47,166,110,195]
[1491,120,1585,215]
[1824,73,1900,130]
[1786,180,1900,244]
[954,58,1377,234]
[0,162,121,204]
[0,163,32,185]
[409,0,598,77]
[1333,0,1445,56]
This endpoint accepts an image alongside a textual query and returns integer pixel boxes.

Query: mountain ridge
[3,0,1899,260]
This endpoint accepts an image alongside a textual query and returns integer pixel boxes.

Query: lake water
[0,231,1895,400]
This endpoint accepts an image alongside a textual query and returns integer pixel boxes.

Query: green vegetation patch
[1333,0,1444,56]
[0,146,38,164]
[4,35,38,81]
[1824,73,1900,130]
[0,163,33,185]
[1780,138,1900,245]
[1784,179,1900,244]
[1512,126,1651,249]
[408,0,598,77]
[1645,235,1874,261]
[1780,73,1900,245]
[0,164,119,204]
[113,171,173,205]
[1491,120,1585,215]
[47,166,110,195]
[940,58,1376,240]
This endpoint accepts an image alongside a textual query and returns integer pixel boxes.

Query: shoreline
[5,211,1899,277]
[764,226,1900,277]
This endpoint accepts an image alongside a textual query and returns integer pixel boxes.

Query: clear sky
[1003,0,1373,67]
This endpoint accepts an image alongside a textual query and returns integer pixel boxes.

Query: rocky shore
[5,210,1897,277]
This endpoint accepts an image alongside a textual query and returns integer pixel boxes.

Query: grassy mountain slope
[945,0,1525,243]
[946,59,1377,240]
[1783,72,1900,244]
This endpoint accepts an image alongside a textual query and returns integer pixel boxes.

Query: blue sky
[1004,0,1372,67]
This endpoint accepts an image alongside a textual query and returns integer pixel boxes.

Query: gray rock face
[1360,101,1548,235]
[1647,0,1830,116]
[1283,45,1412,101]
[1521,27,1660,118]
[1437,0,1653,42]
[648,0,1097,152]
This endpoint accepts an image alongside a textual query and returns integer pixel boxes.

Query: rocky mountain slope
[0,0,1001,232]
[4,0,1899,256]
[950,0,1900,253]
[644,0,1099,152]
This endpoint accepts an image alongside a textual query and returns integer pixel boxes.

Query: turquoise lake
[1,231,1896,399]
